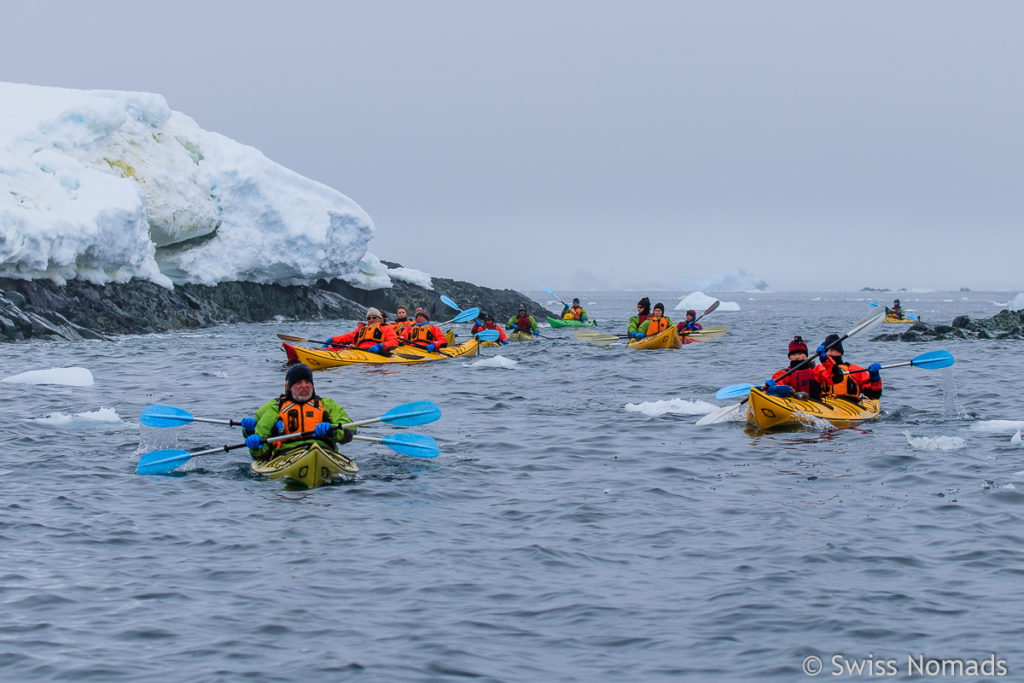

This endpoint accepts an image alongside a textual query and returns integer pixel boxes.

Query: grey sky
[4,1,1022,291]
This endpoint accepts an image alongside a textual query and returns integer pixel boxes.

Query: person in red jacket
[471,313,509,344]
[402,308,448,352]
[812,333,883,400]
[763,336,824,400]
[323,307,400,354]
[676,309,703,337]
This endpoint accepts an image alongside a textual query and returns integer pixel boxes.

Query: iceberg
[674,291,741,312]
[0,82,406,289]
[1010,293,1024,311]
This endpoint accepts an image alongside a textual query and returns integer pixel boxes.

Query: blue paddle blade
[912,350,955,369]
[716,383,754,400]
[381,401,441,427]
[136,448,192,474]
[453,307,480,323]
[380,433,439,458]
[140,404,195,428]
[542,286,556,298]
[475,330,500,341]
[440,295,461,311]
[869,301,879,307]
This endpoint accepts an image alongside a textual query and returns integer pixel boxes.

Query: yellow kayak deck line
[250,442,358,488]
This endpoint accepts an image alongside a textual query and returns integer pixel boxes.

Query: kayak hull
[745,386,880,430]
[251,442,358,488]
[546,316,594,328]
[508,331,537,342]
[284,339,480,369]
[884,315,917,324]
[627,326,682,350]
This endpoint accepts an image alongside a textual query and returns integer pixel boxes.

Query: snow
[674,291,741,312]
[2,366,94,386]
[0,81,418,290]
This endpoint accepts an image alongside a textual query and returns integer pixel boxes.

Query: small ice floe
[625,398,720,417]
[2,367,94,386]
[1011,430,1022,447]
[469,355,517,369]
[903,431,967,451]
[30,407,127,427]
[968,420,1024,435]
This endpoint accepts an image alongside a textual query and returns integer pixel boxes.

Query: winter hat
[285,363,314,389]
[653,302,665,313]
[365,307,383,320]
[415,308,429,320]
[484,313,494,321]
[788,336,808,356]
[572,298,580,304]
[686,309,696,317]
[822,333,843,355]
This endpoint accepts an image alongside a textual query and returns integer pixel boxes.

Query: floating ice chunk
[2,366,94,386]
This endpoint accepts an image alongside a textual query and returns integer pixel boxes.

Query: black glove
[831,364,845,383]
[340,428,354,444]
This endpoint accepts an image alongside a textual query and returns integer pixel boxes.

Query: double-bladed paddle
[696,312,885,426]
[542,286,569,309]
[141,400,441,430]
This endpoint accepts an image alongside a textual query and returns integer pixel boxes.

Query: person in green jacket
[506,304,539,336]
[627,297,652,336]
[240,364,355,460]
[561,297,589,322]
[632,302,674,339]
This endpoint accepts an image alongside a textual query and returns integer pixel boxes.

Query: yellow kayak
[284,339,480,369]
[684,325,728,341]
[746,386,880,430]
[251,442,358,488]
[627,326,682,350]
[884,315,916,324]
[508,330,537,342]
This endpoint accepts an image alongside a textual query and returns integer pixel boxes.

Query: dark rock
[879,307,1023,342]
[0,270,547,342]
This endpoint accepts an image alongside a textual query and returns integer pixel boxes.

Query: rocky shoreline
[872,309,1024,342]
[0,266,550,342]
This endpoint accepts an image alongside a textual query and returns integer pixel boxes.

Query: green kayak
[546,316,595,328]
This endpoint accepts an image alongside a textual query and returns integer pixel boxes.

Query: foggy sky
[3,1,1022,292]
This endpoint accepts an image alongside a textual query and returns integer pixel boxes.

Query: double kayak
[546,316,595,328]
[283,339,480,368]
[746,386,880,430]
[627,326,682,350]
[251,442,358,488]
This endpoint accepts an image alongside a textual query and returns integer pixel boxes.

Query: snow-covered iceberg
[0,82,418,289]
[675,291,741,312]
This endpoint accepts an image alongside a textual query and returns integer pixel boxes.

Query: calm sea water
[2,290,1022,682]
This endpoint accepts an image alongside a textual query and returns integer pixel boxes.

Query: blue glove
[313,422,334,438]
[274,420,285,434]
[766,379,777,388]
[500,340,509,345]
[634,332,644,339]
[245,434,264,450]
[868,362,881,381]
[426,343,436,352]
[321,342,332,348]
[369,343,383,354]
[816,344,828,363]
[766,383,794,397]
[240,417,256,432]
[532,331,539,336]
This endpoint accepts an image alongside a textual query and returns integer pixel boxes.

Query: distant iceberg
[0,82,403,289]
[676,268,767,292]
[675,291,741,312]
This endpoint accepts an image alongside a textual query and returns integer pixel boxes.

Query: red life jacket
[515,314,532,332]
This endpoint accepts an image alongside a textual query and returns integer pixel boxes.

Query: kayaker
[627,297,652,337]
[241,363,355,461]
[472,313,509,344]
[887,299,905,319]
[633,302,673,339]
[561,297,589,322]
[323,307,400,354]
[764,336,824,399]
[391,305,413,337]
[506,304,539,336]
[676,309,703,336]
[402,308,449,351]
[814,334,883,400]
